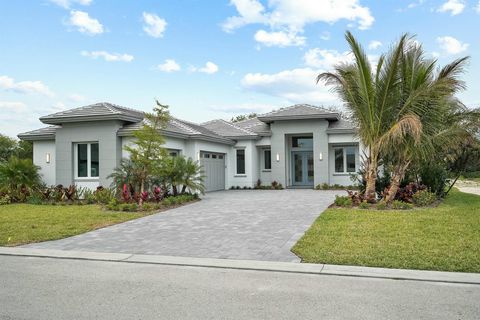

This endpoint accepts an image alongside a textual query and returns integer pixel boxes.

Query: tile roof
[327,118,357,132]
[40,102,144,124]
[117,117,235,145]
[234,117,271,135]
[201,119,258,138]
[17,126,59,140]
[257,104,340,122]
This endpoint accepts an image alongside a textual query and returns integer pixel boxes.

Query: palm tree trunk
[181,185,187,194]
[139,177,145,207]
[172,185,178,196]
[385,161,411,204]
[364,155,378,202]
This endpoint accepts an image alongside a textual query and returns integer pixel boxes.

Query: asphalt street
[1,255,479,320]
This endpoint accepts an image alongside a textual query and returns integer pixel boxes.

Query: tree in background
[123,100,170,206]
[0,134,33,162]
[231,113,257,123]
[0,134,18,162]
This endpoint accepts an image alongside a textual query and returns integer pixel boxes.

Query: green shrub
[26,193,44,205]
[106,198,120,211]
[391,200,413,210]
[358,200,370,209]
[78,187,96,204]
[334,195,352,207]
[419,163,448,196]
[0,194,11,205]
[94,187,116,205]
[376,201,388,210]
[412,190,436,207]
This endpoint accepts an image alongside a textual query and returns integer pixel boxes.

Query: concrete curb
[1,247,479,285]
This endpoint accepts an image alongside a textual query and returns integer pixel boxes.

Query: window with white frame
[236,149,245,175]
[334,146,356,173]
[76,143,99,178]
[263,149,271,170]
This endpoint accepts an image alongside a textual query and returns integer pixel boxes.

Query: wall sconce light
[276,153,280,162]
[319,152,323,161]
[46,153,51,164]
[197,152,200,161]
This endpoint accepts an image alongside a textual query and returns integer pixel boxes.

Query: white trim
[74,142,100,179]
[333,145,357,174]
[262,148,272,170]
[235,148,246,175]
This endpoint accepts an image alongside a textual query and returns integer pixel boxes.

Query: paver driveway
[25,190,340,262]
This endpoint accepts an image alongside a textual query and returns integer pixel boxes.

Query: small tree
[231,113,257,123]
[0,134,17,162]
[124,101,170,206]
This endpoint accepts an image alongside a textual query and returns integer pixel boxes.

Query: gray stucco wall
[33,140,56,186]
[270,119,329,187]
[55,120,124,187]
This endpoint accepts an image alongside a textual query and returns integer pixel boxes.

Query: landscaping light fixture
[46,153,51,163]
[276,153,280,162]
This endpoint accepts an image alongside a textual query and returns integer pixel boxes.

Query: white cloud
[157,59,181,72]
[437,36,469,55]
[192,62,219,74]
[222,0,268,32]
[437,0,465,15]
[0,101,27,113]
[81,50,134,62]
[476,1,480,13]
[142,12,167,38]
[241,68,338,104]
[69,10,104,35]
[368,40,382,50]
[68,93,87,102]
[320,31,331,40]
[223,0,374,33]
[303,49,354,70]
[254,30,305,47]
[50,0,92,9]
[0,76,54,97]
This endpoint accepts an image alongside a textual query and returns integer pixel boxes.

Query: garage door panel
[200,152,225,192]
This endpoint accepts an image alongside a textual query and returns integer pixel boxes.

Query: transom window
[334,146,356,173]
[236,149,245,175]
[263,149,271,170]
[76,142,99,178]
[292,136,313,149]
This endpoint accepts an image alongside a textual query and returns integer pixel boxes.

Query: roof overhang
[118,128,236,146]
[17,133,55,141]
[40,114,144,125]
[257,114,340,123]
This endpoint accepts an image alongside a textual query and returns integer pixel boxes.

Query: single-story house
[18,102,364,191]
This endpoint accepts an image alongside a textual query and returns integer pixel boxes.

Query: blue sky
[0,0,479,137]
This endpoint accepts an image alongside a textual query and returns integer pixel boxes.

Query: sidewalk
[1,247,479,285]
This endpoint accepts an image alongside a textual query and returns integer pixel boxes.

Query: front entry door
[292,151,314,186]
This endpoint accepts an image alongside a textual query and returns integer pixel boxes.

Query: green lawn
[0,204,151,246]
[292,190,480,273]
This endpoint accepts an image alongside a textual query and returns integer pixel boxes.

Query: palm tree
[0,156,41,190]
[380,45,469,202]
[180,157,205,194]
[318,31,411,201]
[318,32,471,202]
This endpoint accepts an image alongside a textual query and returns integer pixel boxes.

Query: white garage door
[200,152,225,192]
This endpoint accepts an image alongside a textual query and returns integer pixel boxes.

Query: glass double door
[292,151,314,186]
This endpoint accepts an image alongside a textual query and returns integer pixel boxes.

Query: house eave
[40,114,143,125]
[17,134,55,141]
[257,114,340,123]
[326,129,357,134]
